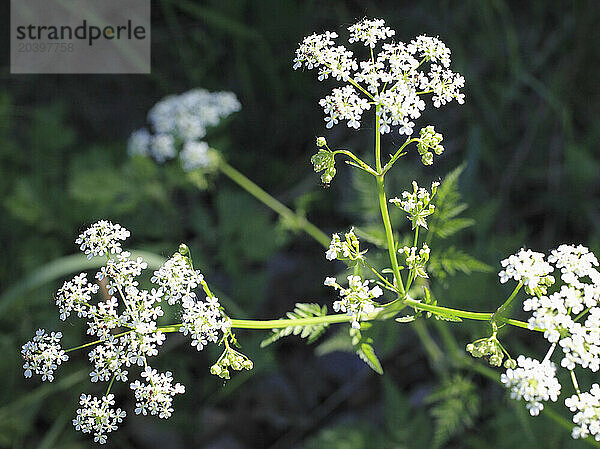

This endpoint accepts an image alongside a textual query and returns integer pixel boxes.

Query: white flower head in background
[128,88,241,172]
[294,18,464,136]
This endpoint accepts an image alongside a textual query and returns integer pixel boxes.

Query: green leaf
[395,315,416,323]
[350,327,383,374]
[260,303,329,347]
[356,341,383,375]
[428,246,492,279]
[426,375,480,449]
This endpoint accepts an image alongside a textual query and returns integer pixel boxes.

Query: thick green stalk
[219,161,330,248]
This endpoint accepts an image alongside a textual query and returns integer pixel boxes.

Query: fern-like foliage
[260,303,329,348]
[425,374,480,449]
[426,164,492,279]
[350,323,384,374]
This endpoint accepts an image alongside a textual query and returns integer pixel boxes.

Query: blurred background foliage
[1,0,599,448]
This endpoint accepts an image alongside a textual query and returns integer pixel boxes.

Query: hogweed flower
[565,384,600,441]
[501,355,561,416]
[498,248,554,296]
[294,18,464,135]
[21,329,68,382]
[130,367,185,419]
[72,394,126,444]
[23,220,249,444]
[325,275,383,329]
[390,181,439,229]
[56,273,99,320]
[180,295,230,351]
[151,252,204,305]
[76,220,130,259]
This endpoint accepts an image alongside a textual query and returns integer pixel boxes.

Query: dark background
[1,1,599,448]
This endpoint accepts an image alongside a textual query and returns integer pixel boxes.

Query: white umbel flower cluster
[23,221,244,445]
[180,295,231,351]
[498,248,554,295]
[325,275,383,329]
[498,244,600,438]
[21,329,68,382]
[75,220,130,259]
[565,384,600,441]
[128,88,240,172]
[151,252,204,305]
[501,355,561,416]
[56,273,99,320]
[130,366,185,419]
[294,18,464,136]
[389,180,439,229]
[72,394,126,444]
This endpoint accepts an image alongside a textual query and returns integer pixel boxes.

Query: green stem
[380,138,418,176]
[64,330,133,353]
[333,150,378,176]
[219,161,330,248]
[374,107,405,295]
[491,281,523,324]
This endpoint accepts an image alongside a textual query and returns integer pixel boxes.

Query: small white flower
[180,295,230,351]
[294,20,464,139]
[501,355,561,416]
[56,273,99,320]
[498,248,554,294]
[75,220,130,259]
[72,393,125,444]
[130,366,185,419]
[348,18,395,48]
[325,228,363,262]
[327,275,383,329]
[151,253,204,305]
[565,384,600,441]
[390,181,438,229]
[22,329,68,382]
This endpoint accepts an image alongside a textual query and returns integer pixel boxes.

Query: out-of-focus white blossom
[180,141,211,171]
[130,88,240,172]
